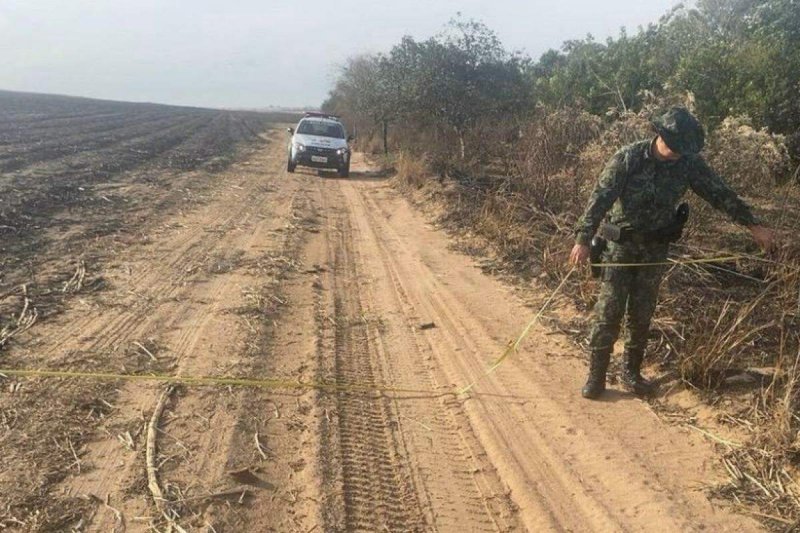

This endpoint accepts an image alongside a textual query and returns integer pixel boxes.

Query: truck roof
[302,111,341,122]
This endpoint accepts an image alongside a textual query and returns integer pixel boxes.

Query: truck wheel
[338,164,350,178]
[287,159,296,173]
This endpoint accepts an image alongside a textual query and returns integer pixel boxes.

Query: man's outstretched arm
[688,157,774,250]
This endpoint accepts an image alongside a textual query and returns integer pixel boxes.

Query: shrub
[706,116,792,195]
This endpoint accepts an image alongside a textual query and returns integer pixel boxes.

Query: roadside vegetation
[322,0,800,527]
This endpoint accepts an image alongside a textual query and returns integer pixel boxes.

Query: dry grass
[392,152,429,190]
[707,117,793,194]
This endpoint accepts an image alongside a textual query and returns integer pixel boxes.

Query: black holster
[661,202,690,242]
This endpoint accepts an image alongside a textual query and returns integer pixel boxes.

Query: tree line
[322,0,799,165]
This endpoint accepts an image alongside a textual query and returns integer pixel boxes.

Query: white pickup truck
[287,113,352,177]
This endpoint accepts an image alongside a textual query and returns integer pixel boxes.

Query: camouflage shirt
[575,138,759,246]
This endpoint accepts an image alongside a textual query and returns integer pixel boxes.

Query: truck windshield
[297,120,345,139]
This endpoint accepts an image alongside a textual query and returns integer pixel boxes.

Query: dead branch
[146,386,174,514]
[62,260,86,293]
[0,288,39,347]
[687,423,743,449]
[104,493,125,531]
[133,341,157,362]
[254,431,270,461]
[67,436,82,474]
[171,486,250,504]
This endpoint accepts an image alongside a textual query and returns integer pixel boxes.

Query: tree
[391,19,532,158]
[322,54,399,154]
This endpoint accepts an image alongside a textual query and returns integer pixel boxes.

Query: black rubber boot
[582,350,610,400]
[621,350,655,396]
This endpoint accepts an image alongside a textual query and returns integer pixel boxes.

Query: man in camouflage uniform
[569,107,774,400]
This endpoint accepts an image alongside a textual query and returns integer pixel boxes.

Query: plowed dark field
[0,91,283,287]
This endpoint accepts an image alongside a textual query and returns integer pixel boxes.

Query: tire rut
[316,180,428,532]
[339,179,521,532]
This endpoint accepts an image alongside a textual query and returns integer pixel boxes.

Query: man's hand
[748,225,775,251]
[570,244,591,265]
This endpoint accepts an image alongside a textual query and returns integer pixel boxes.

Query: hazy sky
[1,0,683,109]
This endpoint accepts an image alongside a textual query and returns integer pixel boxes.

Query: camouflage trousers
[588,241,669,356]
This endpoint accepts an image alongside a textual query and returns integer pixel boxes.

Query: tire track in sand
[314,178,429,532]
[312,175,521,532]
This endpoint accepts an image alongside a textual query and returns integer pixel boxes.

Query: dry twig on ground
[146,386,175,519]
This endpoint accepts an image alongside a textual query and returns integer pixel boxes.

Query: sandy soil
[1,134,766,531]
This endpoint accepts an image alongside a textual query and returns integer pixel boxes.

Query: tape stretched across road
[0,266,579,397]
[0,252,783,396]
[0,367,441,396]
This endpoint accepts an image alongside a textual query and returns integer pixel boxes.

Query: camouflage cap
[651,107,705,155]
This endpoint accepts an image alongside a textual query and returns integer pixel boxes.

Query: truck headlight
[294,143,306,152]
[337,148,348,155]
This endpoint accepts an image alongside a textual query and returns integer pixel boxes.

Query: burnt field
[0,91,289,327]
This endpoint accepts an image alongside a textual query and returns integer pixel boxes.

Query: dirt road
[1,129,763,531]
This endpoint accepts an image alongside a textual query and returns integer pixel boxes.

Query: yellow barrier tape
[458,266,577,395]
[0,263,578,398]
[676,243,791,268]
[592,255,748,268]
[0,368,441,396]
[0,253,774,397]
